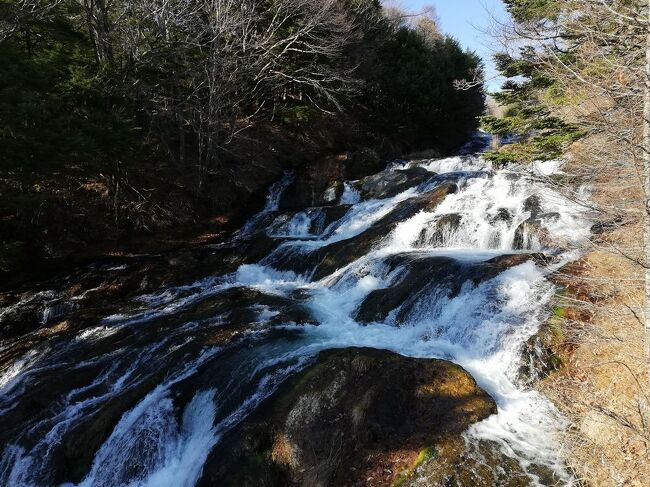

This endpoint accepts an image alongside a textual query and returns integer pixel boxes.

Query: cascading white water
[0,142,591,486]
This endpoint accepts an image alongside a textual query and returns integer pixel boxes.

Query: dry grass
[538,138,650,486]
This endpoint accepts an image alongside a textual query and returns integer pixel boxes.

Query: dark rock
[513,215,556,250]
[0,292,45,339]
[356,253,547,323]
[358,167,437,199]
[416,213,463,247]
[408,181,458,211]
[56,372,167,484]
[344,148,384,181]
[41,300,75,324]
[490,208,512,225]
[268,205,351,238]
[518,311,565,388]
[279,155,346,210]
[149,286,317,332]
[356,255,461,323]
[591,216,625,235]
[314,205,351,235]
[523,195,542,216]
[197,347,496,487]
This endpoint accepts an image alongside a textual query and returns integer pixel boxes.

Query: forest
[0,0,484,282]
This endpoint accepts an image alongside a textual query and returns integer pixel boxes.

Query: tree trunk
[643,0,650,358]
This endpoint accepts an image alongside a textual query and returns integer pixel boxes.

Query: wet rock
[55,372,168,484]
[405,438,559,487]
[154,286,317,332]
[268,205,351,238]
[0,291,46,339]
[416,213,463,247]
[343,148,384,181]
[590,216,624,235]
[523,194,542,216]
[356,255,461,323]
[490,207,512,225]
[438,213,463,229]
[195,233,282,276]
[41,300,76,325]
[313,205,352,235]
[356,253,547,323]
[408,181,458,211]
[358,167,436,199]
[513,214,558,250]
[279,155,346,210]
[197,347,496,487]
[518,308,565,387]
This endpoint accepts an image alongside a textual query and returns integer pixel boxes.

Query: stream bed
[0,137,591,486]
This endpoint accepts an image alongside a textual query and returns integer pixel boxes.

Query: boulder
[279,155,346,210]
[358,167,436,199]
[197,347,496,487]
[523,194,542,216]
[415,213,463,247]
[490,207,513,225]
[513,214,559,250]
[343,148,384,181]
[518,307,565,388]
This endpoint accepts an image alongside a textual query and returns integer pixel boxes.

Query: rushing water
[0,136,591,486]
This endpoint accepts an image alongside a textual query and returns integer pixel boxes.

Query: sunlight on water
[0,138,591,486]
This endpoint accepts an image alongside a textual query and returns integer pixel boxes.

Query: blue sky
[390,1,510,90]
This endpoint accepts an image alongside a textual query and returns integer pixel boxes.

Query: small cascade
[239,171,294,236]
[0,139,590,486]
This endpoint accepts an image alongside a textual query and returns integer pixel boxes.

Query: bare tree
[494,1,650,330]
[108,0,367,192]
[0,0,63,52]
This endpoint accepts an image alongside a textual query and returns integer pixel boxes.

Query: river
[0,134,591,486]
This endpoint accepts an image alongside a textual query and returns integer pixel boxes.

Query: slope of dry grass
[538,137,650,486]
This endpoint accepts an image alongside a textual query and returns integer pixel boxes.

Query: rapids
[0,134,591,486]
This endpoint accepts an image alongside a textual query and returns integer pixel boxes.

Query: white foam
[340,182,361,204]
[75,326,119,342]
[0,146,591,486]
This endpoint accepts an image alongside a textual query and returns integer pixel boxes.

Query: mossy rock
[197,347,496,487]
[518,302,567,387]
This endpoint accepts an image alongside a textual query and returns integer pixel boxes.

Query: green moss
[548,353,564,370]
[553,307,566,318]
[279,104,319,126]
[392,473,409,487]
[415,446,438,465]
[391,446,438,487]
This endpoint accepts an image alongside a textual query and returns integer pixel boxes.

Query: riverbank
[534,138,650,486]
[0,113,406,292]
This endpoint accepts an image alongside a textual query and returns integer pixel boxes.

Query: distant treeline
[1,0,484,178]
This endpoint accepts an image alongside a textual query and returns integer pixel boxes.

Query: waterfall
[0,141,590,486]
